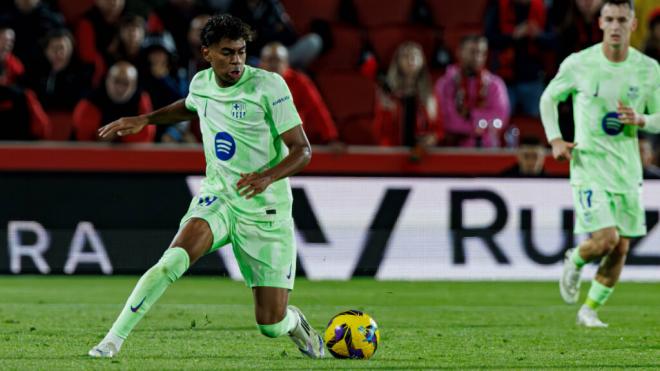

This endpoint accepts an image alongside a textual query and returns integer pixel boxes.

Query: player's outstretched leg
[560,247,585,304]
[88,247,190,358]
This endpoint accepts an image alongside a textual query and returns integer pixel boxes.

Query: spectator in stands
[0,62,51,140]
[435,35,509,148]
[76,0,126,86]
[25,29,93,112]
[0,0,64,67]
[140,35,195,143]
[73,61,155,142]
[229,0,322,68]
[643,8,660,62]
[374,42,442,155]
[500,136,547,177]
[639,136,660,179]
[485,0,553,117]
[0,26,24,86]
[260,42,344,151]
[107,15,146,66]
[183,14,211,82]
[554,0,603,62]
[147,0,211,71]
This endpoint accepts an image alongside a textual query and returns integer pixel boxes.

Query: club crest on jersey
[627,86,639,101]
[601,112,623,136]
[215,132,236,161]
[230,102,246,119]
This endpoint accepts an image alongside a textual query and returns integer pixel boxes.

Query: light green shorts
[180,194,296,290]
[572,185,646,237]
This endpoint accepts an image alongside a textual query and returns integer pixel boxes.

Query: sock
[585,280,614,311]
[570,247,587,268]
[109,247,190,339]
[257,308,298,338]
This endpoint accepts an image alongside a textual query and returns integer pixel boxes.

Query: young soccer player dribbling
[88,14,324,358]
[540,0,660,327]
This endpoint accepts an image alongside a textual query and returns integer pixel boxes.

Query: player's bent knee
[155,247,190,282]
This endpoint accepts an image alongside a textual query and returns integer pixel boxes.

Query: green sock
[570,247,587,268]
[110,247,190,339]
[257,308,298,338]
[585,280,614,310]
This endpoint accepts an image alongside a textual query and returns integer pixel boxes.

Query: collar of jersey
[212,65,250,92]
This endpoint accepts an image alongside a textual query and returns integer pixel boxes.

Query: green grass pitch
[0,277,659,370]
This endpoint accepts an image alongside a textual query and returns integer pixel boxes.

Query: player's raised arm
[98,99,198,139]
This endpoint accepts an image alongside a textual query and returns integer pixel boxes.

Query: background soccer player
[540,0,660,327]
[88,14,324,358]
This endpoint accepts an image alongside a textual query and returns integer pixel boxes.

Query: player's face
[203,38,246,87]
[599,4,637,49]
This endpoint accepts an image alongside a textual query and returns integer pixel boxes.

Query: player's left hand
[617,101,645,127]
[237,172,274,199]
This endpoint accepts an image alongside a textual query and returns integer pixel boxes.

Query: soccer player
[540,0,660,327]
[87,14,324,358]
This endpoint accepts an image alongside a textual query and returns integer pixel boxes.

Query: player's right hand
[550,139,577,161]
[98,116,149,139]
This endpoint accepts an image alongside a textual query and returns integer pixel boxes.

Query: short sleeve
[265,73,302,135]
[185,92,197,112]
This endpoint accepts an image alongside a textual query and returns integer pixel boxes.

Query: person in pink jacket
[435,35,510,147]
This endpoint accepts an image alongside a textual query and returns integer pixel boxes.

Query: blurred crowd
[1,0,659,175]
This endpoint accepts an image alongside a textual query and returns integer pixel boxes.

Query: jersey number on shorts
[198,196,218,207]
[579,190,593,209]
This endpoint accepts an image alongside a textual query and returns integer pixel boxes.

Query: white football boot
[88,332,123,358]
[287,305,325,359]
[577,305,608,328]
[88,341,119,358]
[560,248,582,304]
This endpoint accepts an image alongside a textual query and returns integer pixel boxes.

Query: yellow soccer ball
[324,310,380,359]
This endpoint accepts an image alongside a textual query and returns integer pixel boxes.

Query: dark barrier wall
[4,173,660,280]
[0,172,229,275]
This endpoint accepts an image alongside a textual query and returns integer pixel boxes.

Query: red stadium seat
[426,0,489,28]
[368,26,435,66]
[46,111,73,141]
[310,25,365,72]
[57,0,94,25]
[352,0,415,28]
[281,0,342,34]
[315,72,378,144]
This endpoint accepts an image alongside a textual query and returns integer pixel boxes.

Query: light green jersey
[185,65,302,221]
[541,43,660,192]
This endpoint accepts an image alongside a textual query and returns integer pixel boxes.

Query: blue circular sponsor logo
[214,132,236,161]
[601,112,623,136]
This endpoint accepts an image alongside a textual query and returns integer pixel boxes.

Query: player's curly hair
[200,14,253,48]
